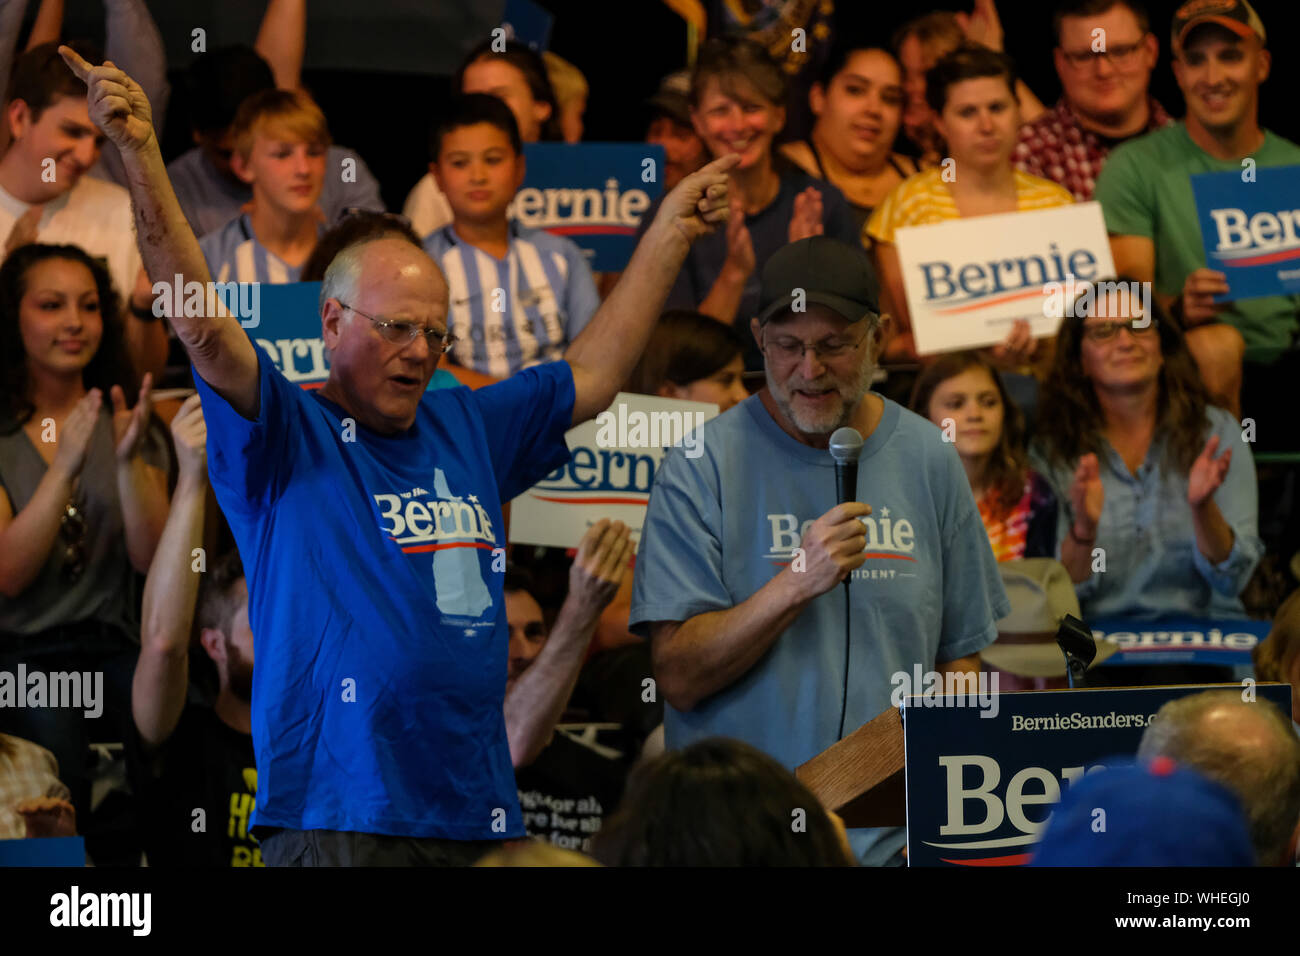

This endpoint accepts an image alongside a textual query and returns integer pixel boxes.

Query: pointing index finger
[58,45,92,82]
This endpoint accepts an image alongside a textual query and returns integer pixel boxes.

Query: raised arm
[132,394,206,749]
[24,0,60,50]
[505,520,633,768]
[564,154,738,424]
[58,47,261,419]
[255,0,306,90]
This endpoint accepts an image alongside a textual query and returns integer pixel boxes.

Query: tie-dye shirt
[977,470,1058,562]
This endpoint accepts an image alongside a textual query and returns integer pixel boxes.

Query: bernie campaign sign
[208,280,332,389]
[1192,165,1300,300]
[509,143,665,272]
[902,682,1290,867]
[894,201,1114,355]
[509,392,718,550]
[1090,616,1268,668]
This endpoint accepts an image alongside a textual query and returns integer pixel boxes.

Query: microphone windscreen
[828,427,863,463]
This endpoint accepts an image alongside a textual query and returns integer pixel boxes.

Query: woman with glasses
[1030,281,1261,619]
[0,243,170,836]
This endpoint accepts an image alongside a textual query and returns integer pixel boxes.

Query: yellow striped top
[866,166,1075,245]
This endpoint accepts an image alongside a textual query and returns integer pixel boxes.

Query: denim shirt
[1030,406,1260,619]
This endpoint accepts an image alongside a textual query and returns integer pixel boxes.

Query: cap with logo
[646,71,692,127]
[1171,0,1265,55]
[755,236,882,326]
[1030,757,1256,866]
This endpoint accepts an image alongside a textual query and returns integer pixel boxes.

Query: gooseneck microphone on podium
[828,427,863,739]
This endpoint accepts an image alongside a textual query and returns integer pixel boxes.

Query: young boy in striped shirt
[424,94,599,379]
[199,89,329,285]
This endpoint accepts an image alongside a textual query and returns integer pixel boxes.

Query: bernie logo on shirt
[764,507,917,579]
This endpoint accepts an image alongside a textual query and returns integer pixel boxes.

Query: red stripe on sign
[1221,247,1300,267]
[935,287,1045,315]
[545,225,638,236]
[940,853,1032,866]
[400,542,496,554]
[530,495,647,505]
[299,381,326,389]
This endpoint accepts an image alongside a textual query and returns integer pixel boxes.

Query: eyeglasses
[60,500,86,582]
[1082,317,1159,342]
[340,302,456,351]
[1060,40,1145,68]
[762,322,874,363]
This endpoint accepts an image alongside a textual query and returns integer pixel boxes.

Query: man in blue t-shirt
[61,47,738,865]
[630,236,1010,866]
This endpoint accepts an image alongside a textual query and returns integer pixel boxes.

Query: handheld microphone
[829,427,863,506]
[827,427,862,740]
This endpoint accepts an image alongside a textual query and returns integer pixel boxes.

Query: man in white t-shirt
[0,43,161,378]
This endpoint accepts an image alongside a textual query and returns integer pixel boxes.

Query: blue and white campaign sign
[508,143,665,271]
[902,682,1290,867]
[1192,165,1300,300]
[509,392,718,550]
[240,281,329,389]
[500,0,553,51]
[1090,617,1268,668]
[895,202,1114,355]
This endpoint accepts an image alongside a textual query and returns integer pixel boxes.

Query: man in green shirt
[1095,0,1298,431]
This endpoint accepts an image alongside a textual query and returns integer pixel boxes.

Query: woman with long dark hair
[779,45,917,245]
[0,243,170,832]
[1030,280,1260,618]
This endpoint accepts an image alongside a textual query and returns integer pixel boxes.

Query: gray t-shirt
[0,409,170,637]
[630,393,1009,865]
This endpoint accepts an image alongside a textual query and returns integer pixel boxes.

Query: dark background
[35,0,1300,213]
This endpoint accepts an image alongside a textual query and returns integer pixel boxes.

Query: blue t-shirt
[192,345,575,839]
[629,394,1009,865]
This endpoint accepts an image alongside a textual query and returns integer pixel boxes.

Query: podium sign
[902,683,1290,867]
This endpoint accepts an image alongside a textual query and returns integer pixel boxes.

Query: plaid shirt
[0,734,70,839]
[1015,97,1174,201]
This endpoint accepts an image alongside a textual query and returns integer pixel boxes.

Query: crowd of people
[0,0,1298,869]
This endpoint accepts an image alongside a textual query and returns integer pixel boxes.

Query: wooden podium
[795,707,905,828]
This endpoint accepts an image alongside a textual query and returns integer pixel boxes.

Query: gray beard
[764,354,876,436]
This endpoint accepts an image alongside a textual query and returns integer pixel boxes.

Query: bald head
[317,236,453,435]
[1139,691,1300,865]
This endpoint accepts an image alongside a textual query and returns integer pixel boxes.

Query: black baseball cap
[755,236,882,325]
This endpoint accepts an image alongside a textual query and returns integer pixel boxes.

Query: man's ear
[533,99,553,129]
[229,149,254,185]
[870,314,892,358]
[657,381,684,400]
[7,99,30,142]
[429,159,445,194]
[199,627,226,667]
[1256,45,1272,84]
[808,82,826,117]
[320,297,347,350]
[750,317,764,350]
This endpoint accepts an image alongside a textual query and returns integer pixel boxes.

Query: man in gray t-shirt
[630,237,1009,866]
